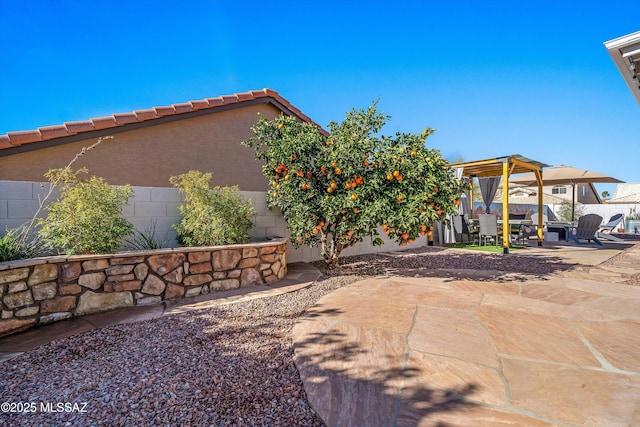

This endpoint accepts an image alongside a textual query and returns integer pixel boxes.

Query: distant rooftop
[0,88,327,152]
[609,183,640,203]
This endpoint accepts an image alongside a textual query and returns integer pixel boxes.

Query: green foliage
[0,226,48,262]
[243,102,466,268]
[37,167,134,255]
[125,219,168,251]
[170,170,255,246]
[557,200,585,222]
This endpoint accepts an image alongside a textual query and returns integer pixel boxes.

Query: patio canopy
[450,154,549,253]
[510,165,623,221]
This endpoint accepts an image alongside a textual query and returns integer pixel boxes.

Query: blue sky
[1,1,638,196]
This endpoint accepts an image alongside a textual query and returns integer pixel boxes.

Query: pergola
[450,154,548,253]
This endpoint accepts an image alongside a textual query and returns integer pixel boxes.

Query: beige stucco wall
[0,104,277,191]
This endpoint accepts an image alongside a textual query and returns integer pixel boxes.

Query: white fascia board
[604,31,640,106]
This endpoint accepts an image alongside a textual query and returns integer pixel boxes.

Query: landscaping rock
[60,284,82,295]
[15,306,39,317]
[134,263,149,280]
[76,291,133,315]
[243,247,258,258]
[112,281,142,292]
[3,290,33,309]
[239,257,260,268]
[163,266,184,283]
[32,282,57,301]
[142,275,166,296]
[136,296,162,306]
[8,281,27,293]
[213,249,241,270]
[78,272,106,290]
[188,251,210,263]
[38,312,72,324]
[241,268,262,287]
[185,286,203,297]
[105,265,135,276]
[0,267,29,285]
[210,279,240,291]
[60,262,81,282]
[147,253,185,275]
[189,262,212,274]
[82,259,109,271]
[184,274,213,287]
[165,283,185,300]
[28,264,58,286]
[41,296,77,314]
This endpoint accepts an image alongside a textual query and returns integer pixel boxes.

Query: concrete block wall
[1,180,430,264]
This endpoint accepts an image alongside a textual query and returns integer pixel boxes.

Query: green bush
[37,167,134,255]
[170,170,255,246]
[0,226,48,262]
[557,200,585,222]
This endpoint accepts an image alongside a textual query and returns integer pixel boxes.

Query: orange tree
[243,103,465,268]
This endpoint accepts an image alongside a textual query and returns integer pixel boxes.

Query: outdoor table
[546,221,576,241]
[468,219,533,245]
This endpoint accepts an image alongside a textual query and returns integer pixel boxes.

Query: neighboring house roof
[608,183,640,203]
[492,187,567,205]
[0,88,327,152]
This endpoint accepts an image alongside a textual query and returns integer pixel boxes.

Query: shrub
[170,170,255,246]
[37,167,134,255]
[243,101,465,268]
[557,200,585,222]
[0,226,48,262]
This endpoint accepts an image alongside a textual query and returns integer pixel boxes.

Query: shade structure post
[502,160,510,254]
[571,181,576,222]
[535,169,544,246]
[469,176,475,218]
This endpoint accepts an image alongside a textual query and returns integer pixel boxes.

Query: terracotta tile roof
[0,88,326,150]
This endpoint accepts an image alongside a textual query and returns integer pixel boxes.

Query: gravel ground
[0,247,585,426]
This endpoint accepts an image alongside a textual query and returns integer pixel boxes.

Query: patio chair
[596,213,624,242]
[508,213,526,245]
[453,214,478,244]
[478,214,502,246]
[568,213,603,246]
[523,214,548,240]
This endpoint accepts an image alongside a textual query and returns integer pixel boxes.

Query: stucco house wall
[0,103,275,191]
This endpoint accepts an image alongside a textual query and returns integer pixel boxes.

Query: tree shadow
[314,246,578,283]
[292,326,481,427]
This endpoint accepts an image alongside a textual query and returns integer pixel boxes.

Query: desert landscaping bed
[0,247,600,426]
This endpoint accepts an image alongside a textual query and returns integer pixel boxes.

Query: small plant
[0,226,48,262]
[125,219,168,251]
[557,200,585,222]
[37,167,134,255]
[627,208,640,220]
[170,170,255,246]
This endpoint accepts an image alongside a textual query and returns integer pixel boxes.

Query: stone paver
[293,242,640,426]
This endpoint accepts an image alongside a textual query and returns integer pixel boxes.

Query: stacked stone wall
[0,239,287,337]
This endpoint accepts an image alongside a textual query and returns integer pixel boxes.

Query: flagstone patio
[292,243,640,426]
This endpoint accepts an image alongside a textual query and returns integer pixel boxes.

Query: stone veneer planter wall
[0,239,287,337]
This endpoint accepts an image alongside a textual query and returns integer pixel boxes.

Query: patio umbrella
[510,165,623,221]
